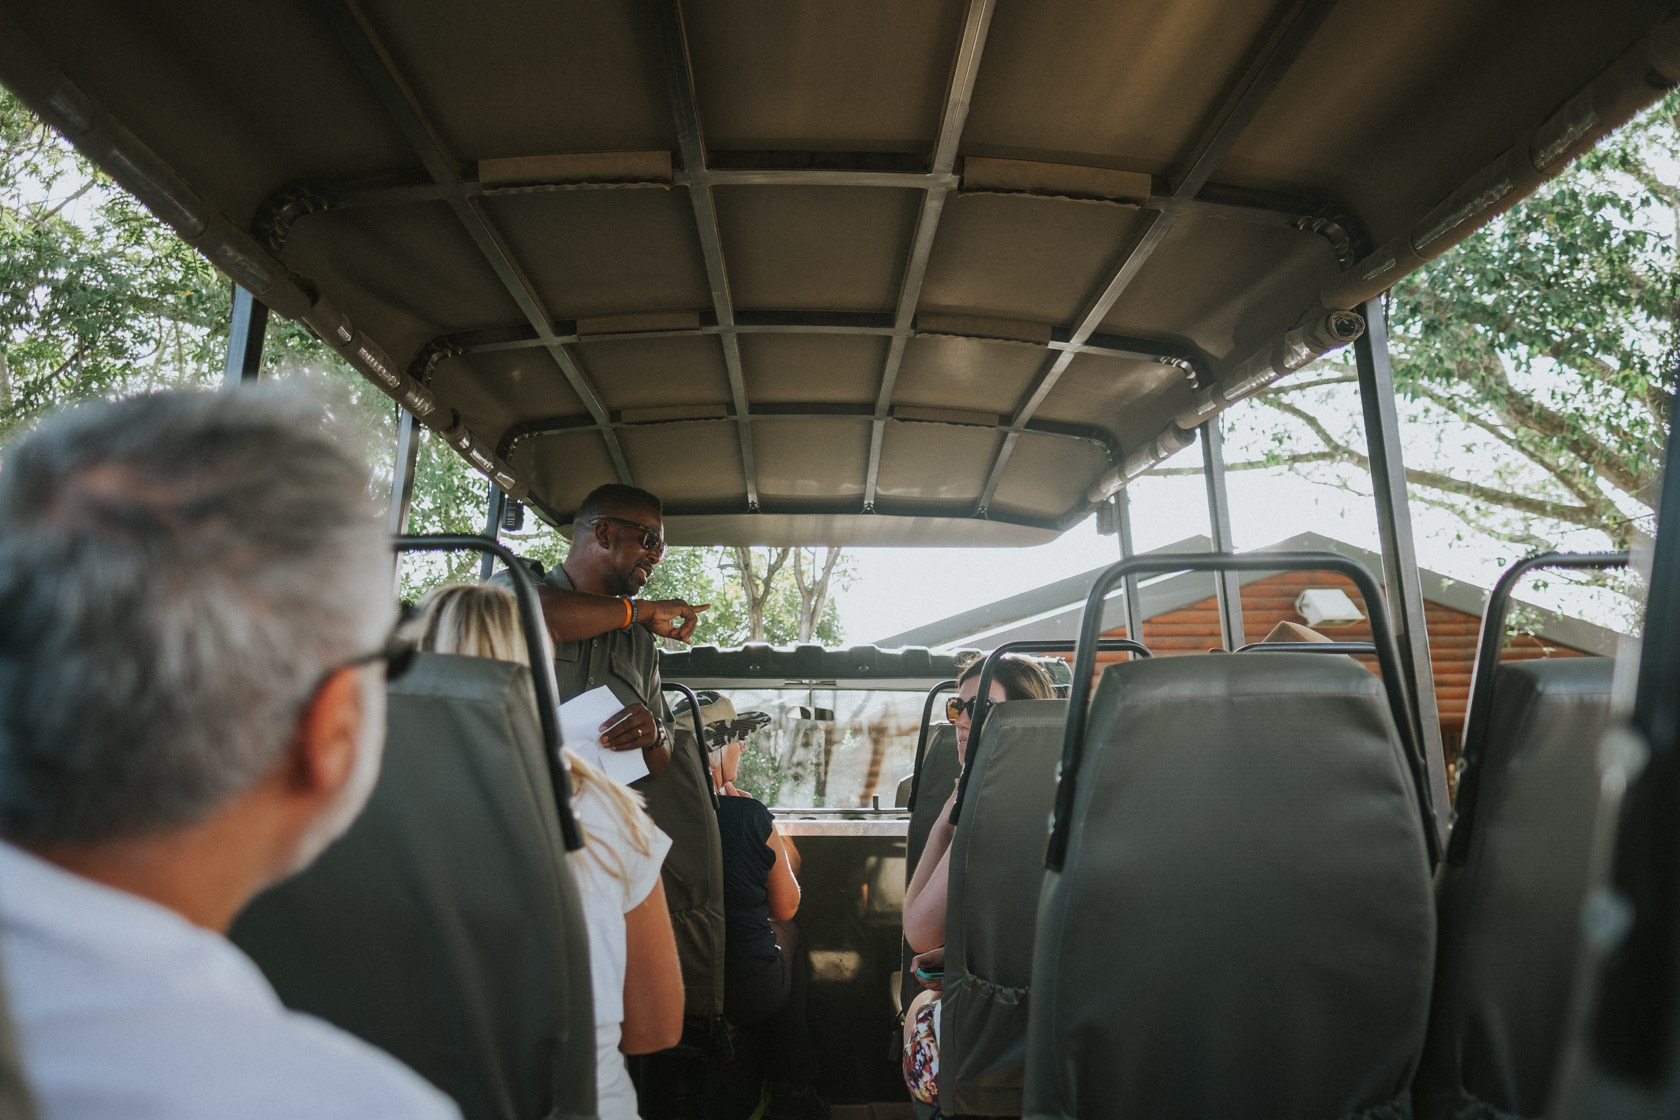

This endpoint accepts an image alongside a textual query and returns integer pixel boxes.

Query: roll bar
[393,534,582,851]
[1446,550,1629,866]
[662,681,720,812]
[1046,551,1435,871]
[906,680,957,813]
[1235,641,1377,655]
[951,638,1151,825]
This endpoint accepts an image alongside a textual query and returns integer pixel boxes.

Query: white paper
[560,686,650,786]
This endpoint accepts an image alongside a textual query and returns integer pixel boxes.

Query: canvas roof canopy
[2,0,1677,545]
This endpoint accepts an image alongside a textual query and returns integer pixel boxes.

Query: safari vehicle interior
[2,1,1680,1118]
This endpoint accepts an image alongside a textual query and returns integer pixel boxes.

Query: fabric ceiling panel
[618,421,747,506]
[430,351,587,446]
[1097,216,1342,364]
[685,0,960,153]
[893,335,1044,415]
[281,204,521,361]
[1222,0,1673,248]
[358,0,675,160]
[481,191,710,319]
[987,433,1110,521]
[576,336,731,415]
[875,422,1003,505]
[515,431,620,517]
[4,0,413,222]
[714,186,920,312]
[752,418,872,501]
[920,195,1149,325]
[963,0,1277,172]
[739,333,887,405]
[1032,354,1194,454]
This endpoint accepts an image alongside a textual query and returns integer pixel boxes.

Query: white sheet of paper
[559,686,650,786]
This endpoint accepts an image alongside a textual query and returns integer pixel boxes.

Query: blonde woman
[415,583,683,1120]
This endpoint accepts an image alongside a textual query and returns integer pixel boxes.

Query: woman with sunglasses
[900,653,1054,1108]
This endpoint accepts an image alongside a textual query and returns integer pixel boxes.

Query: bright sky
[833,443,1639,647]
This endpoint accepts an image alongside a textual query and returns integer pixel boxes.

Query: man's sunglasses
[946,695,980,721]
[592,516,665,555]
[298,630,417,713]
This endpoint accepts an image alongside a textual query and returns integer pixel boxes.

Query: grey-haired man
[0,389,459,1120]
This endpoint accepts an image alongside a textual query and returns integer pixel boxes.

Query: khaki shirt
[537,565,666,716]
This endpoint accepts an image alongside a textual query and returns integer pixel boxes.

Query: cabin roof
[3,1,1676,543]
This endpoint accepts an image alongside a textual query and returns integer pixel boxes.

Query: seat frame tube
[662,681,720,812]
[393,533,583,851]
[1047,551,1435,871]
[906,679,957,813]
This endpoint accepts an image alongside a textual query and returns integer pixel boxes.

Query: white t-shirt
[567,774,672,1120]
[0,840,460,1120]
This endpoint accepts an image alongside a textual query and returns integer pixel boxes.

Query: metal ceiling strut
[862,0,997,512]
[222,285,268,386]
[1199,419,1245,650]
[974,0,1340,517]
[1354,298,1450,852]
[648,0,760,511]
[321,0,633,486]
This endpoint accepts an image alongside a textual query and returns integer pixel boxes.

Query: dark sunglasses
[592,516,665,555]
[946,695,979,721]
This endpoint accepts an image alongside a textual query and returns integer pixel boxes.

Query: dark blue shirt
[716,795,779,960]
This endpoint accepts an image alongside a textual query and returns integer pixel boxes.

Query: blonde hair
[414,583,657,879]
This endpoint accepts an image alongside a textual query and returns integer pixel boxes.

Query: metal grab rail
[393,534,582,851]
[663,682,720,812]
[951,638,1151,826]
[906,680,957,813]
[1446,550,1629,866]
[1046,551,1435,871]
[1235,641,1377,655]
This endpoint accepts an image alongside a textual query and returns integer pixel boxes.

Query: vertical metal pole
[1354,297,1451,849]
[1200,418,1244,650]
[222,286,269,387]
[478,482,505,581]
[388,408,421,594]
[1117,490,1147,644]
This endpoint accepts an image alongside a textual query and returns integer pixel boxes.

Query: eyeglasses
[946,695,979,721]
[592,516,665,556]
[296,630,417,713]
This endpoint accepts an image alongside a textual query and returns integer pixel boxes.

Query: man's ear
[288,666,364,798]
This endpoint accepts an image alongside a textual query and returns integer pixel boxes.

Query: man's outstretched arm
[531,584,708,643]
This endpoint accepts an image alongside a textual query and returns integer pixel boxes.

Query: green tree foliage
[1206,92,1677,556]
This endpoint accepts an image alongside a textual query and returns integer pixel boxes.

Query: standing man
[0,389,459,1119]
[508,484,728,1067]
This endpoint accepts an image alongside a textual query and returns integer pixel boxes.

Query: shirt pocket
[610,637,650,704]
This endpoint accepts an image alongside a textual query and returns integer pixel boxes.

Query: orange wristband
[620,596,633,629]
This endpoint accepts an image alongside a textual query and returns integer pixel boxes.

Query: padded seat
[1414,657,1615,1120]
[943,699,1068,1117]
[901,724,960,1012]
[231,653,597,1120]
[1024,653,1434,1120]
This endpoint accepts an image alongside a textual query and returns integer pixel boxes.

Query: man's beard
[287,668,388,874]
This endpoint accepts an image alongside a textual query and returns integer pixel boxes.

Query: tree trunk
[732,545,790,642]
[792,547,843,642]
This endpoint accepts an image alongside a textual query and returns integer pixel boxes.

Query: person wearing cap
[675,692,823,1118]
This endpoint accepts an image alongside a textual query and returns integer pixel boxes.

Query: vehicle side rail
[951,638,1150,825]
[1047,551,1433,870]
[1235,641,1377,655]
[393,533,582,850]
[1447,550,1629,866]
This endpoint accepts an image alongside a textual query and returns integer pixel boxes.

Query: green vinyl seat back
[230,652,597,1120]
[943,699,1068,1118]
[633,721,725,1023]
[902,723,960,1011]
[1023,653,1434,1120]
[1414,657,1615,1120]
